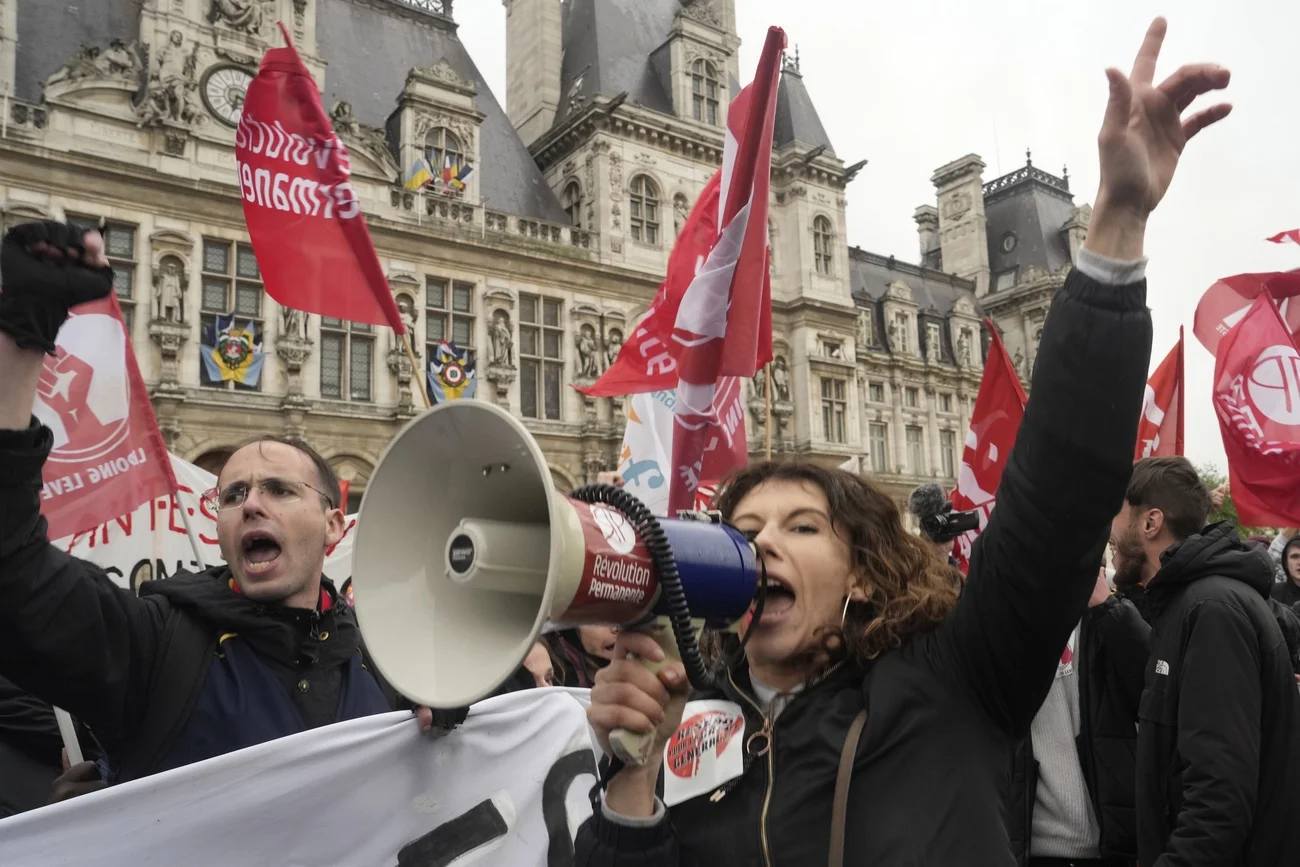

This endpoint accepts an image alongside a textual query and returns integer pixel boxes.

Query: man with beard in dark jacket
[1007,568,1149,867]
[0,222,446,786]
[1110,456,1300,867]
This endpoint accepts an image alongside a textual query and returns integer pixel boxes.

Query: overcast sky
[453,0,1300,471]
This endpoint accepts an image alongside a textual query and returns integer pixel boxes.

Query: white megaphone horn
[351,399,760,765]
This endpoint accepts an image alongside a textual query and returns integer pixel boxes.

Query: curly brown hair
[711,460,959,674]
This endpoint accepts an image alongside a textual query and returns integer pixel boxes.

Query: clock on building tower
[202,65,254,127]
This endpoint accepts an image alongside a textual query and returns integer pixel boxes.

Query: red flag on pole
[950,322,1028,573]
[667,26,785,513]
[33,295,178,541]
[1214,293,1300,527]
[1135,328,1185,460]
[577,172,721,397]
[1192,269,1300,358]
[236,23,405,332]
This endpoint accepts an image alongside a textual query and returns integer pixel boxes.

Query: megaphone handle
[609,615,680,767]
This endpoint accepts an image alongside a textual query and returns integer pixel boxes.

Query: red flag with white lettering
[667,27,785,512]
[1214,293,1300,527]
[1192,269,1300,358]
[236,23,405,332]
[1135,328,1184,460]
[577,172,721,397]
[951,323,1027,573]
[34,295,178,541]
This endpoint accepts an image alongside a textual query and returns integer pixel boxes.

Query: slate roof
[774,66,834,154]
[849,248,977,316]
[13,0,140,102]
[982,161,1076,290]
[553,0,681,127]
[318,0,569,223]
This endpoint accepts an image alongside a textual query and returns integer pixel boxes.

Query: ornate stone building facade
[0,0,1089,511]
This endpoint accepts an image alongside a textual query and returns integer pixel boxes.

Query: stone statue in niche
[488,310,513,367]
[395,295,418,335]
[772,356,790,403]
[1033,326,1043,356]
[750,366,767,401]
[152,256,187,323]
[210,0,268,34]
[857,311,872,347]
[576,324,600,379]
[673,194,689,237]
[1013,348,1025,374]
[604,328,624,367]
[97,40,144,78]
[280,305,305,341]
[958,330,973,367]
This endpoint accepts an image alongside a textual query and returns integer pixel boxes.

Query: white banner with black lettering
[0,690,599,866]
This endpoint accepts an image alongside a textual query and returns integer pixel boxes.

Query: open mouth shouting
[751,574,796,626]
[240,528,283,576]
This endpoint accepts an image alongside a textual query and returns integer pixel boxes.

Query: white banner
[0,690,599,866]
[617,391,676,517]
[51,453,358,591]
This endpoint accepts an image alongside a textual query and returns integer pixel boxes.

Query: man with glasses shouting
[0,221,447,791]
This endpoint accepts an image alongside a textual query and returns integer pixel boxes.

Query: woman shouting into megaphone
[575,18,1230,867]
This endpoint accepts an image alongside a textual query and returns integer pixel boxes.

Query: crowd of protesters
[1,14,1298,867]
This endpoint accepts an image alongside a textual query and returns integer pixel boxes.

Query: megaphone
[352,399,759,764]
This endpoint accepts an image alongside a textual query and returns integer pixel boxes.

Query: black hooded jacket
[0,421,396,779]
[1137,522,1300,867]
[1270,537,1300,607]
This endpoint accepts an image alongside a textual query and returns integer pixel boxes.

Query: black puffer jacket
[574,266,1152,866]
[1007,595,1149,865]
[1136,522,1300,867]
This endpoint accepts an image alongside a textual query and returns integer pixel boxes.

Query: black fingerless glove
[0,221,114,354]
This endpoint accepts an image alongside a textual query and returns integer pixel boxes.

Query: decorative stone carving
[576,324,600,380]
[684,43,724,66]
[386,343,416,418]
[680,0,723,28]
[608,153,623,201]
[394,294,418,336]
[413,111,475,156]
[610,204,622,231]
[750,366,767,402]
[941,190,972,222]
[484,362,516,409]
[149,320,190,394]
[416,58,473,92]
[331,101,398,176]
[152,255,188,323]
[673,194,688,237]
[163,132,187,156]
[137,31,200,128]
[488,309,513,367]
[1013,348,1025,375]
[46,39,144,90]
[771,355,790,403]
[209,0,269,35]
[280,305,307,341]
[604,327,624,368]
[958,329,973,367]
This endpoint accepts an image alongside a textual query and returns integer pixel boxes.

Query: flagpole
[176,492,208,568]
[402,330,431,409]
[764,362,772,461]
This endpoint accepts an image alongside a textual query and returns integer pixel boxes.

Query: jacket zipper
[728,670,775,867]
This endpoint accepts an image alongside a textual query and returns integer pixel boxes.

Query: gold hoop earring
[841,595,852,628]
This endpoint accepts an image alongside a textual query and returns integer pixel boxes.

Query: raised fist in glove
[0,221,113,354]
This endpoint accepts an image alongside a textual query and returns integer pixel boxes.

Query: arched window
[425,127,465,175]
[691,60,720,126]
[193,448,235,477]
[813,215,834,275]
[629,175,660,246]
[563,181,582,226]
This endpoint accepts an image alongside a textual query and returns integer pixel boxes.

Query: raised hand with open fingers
[1091,17,1231,257]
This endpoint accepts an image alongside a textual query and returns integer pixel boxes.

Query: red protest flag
[1214,293,1300,527]
[577,171,721,397]
[1192,269,1300,358]
[33,295,178,541]
[951,322,1028,573]
[1135,328,1185,460]
[236,23,405,332]
[1267,229,1300,245]
[666,26,785,513]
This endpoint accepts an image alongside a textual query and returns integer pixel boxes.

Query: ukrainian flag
[403,155,434,190]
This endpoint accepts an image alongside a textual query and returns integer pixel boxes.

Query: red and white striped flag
[667,26,785,513]
[1267,229,1300,245]
[1135,328,1185,460]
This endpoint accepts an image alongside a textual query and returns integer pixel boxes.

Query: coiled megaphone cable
[569,484,716,691]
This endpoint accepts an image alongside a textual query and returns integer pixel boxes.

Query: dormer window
[425,127,466,176]
[691,60,720,126]
[564,181,582,226]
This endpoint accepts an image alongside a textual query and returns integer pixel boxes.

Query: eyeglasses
[202,478,335,512]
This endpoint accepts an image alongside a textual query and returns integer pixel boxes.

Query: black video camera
[919,506,981,544]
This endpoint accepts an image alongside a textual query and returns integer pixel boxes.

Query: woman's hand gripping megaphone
[588,621,692,770]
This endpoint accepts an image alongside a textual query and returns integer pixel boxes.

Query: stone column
[890,374,906,472]
[925,383,941,477]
